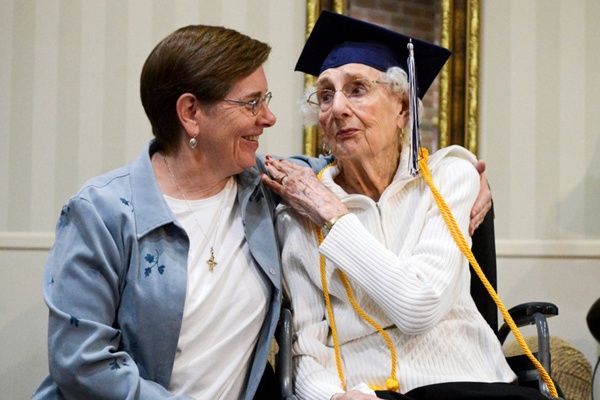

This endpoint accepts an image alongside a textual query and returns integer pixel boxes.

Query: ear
[176,93,201,139]
[396,97,409,130]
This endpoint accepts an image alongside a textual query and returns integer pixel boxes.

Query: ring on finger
[279,174,288,184]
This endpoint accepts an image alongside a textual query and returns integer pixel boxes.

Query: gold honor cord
[417,148,558,398]
[315,163,399,392]
[313,154,558,398]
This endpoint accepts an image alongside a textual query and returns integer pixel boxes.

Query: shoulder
[287,154,335,172]
[256,153,335,172]
[60,147,155,234]
[70,142,157,214]
[56,165,136,238]
[74,143,154,205]
[428,145,477,166]
[71,165,134,210]
[422,146,480,202]
[427,146,478,179]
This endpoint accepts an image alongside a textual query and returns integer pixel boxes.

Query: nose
[257,103,276,127]
[329,90,352,117]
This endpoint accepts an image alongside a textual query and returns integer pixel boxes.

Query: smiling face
[317,63,408,165]
[196,66,276,175]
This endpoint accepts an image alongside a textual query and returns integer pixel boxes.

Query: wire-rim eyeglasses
[307,79,387,112]
[223,92,272,116]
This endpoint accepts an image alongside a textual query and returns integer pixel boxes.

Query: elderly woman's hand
[262,157,349,227]
[469,160,492,236]
[330,390,379,400]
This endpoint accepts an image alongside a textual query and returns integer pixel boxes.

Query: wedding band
[279,174,287,184]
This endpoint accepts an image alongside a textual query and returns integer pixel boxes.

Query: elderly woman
[32,25,280,400]
[263,11,549,400]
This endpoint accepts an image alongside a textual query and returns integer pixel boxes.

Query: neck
[153,149,229,200]
[335,148,400,202]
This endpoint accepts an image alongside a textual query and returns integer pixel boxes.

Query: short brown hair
[140,25,271,153]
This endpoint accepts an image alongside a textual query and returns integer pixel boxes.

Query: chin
[239,155,258,171]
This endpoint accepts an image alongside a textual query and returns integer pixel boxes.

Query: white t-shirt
[165,177,269,399]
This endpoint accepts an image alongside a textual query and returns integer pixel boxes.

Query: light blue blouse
[32,141,284,399]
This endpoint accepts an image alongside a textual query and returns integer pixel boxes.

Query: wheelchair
[275,205,562,399]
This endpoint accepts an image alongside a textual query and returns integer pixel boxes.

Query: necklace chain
[163,155,226,272]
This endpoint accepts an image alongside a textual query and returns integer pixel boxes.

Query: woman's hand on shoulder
[261,157,348,226]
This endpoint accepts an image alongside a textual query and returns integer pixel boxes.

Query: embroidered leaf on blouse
[57,205,70,228]
[69,316,80,327]
[120,197,134,212]
[144,250,166,277]
[109,357,130,370]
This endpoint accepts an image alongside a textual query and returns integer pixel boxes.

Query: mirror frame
[302,0,480,156]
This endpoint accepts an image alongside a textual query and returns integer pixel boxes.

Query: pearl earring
[189,136,198,149]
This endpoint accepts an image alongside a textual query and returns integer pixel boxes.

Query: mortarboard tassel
[407,40,421,176]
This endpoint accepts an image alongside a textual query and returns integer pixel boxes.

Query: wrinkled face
[197,66,276,175]
[316,63,407,163]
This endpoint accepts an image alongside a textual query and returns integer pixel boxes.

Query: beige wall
[0,1,307,397]
[1,0,599,397]
[479,0,600,365]
[0,0,305,238]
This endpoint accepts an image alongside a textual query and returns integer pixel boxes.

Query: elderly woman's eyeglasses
[223,92,272,116]
[307,79,385,112]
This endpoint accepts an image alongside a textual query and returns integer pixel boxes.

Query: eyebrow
[316,72,371,88]
[231,89,266,100]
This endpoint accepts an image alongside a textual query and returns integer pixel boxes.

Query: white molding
[496,239,600,259]
[1,232,599,259]
[0,232,55,250]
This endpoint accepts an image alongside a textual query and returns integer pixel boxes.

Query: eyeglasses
[223,92,272,116]
[307,79,385,112]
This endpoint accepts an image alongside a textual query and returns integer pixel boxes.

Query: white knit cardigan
[276,145,516,400]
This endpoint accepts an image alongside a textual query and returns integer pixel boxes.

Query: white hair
[299,66,423,131]
[299,85,319,126]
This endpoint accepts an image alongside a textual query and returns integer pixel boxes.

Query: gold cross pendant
[207,247,218,272]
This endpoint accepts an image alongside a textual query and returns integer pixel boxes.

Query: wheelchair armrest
[498,302,559,345]
[498,301,559,396]
[276,301,298,400]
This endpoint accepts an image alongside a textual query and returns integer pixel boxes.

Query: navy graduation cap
[294,10,451,100]
[295,10,452,175]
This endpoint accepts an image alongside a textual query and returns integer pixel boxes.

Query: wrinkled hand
[469,160,492,236]
[261,157,348,226]
[331,390,379,400]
